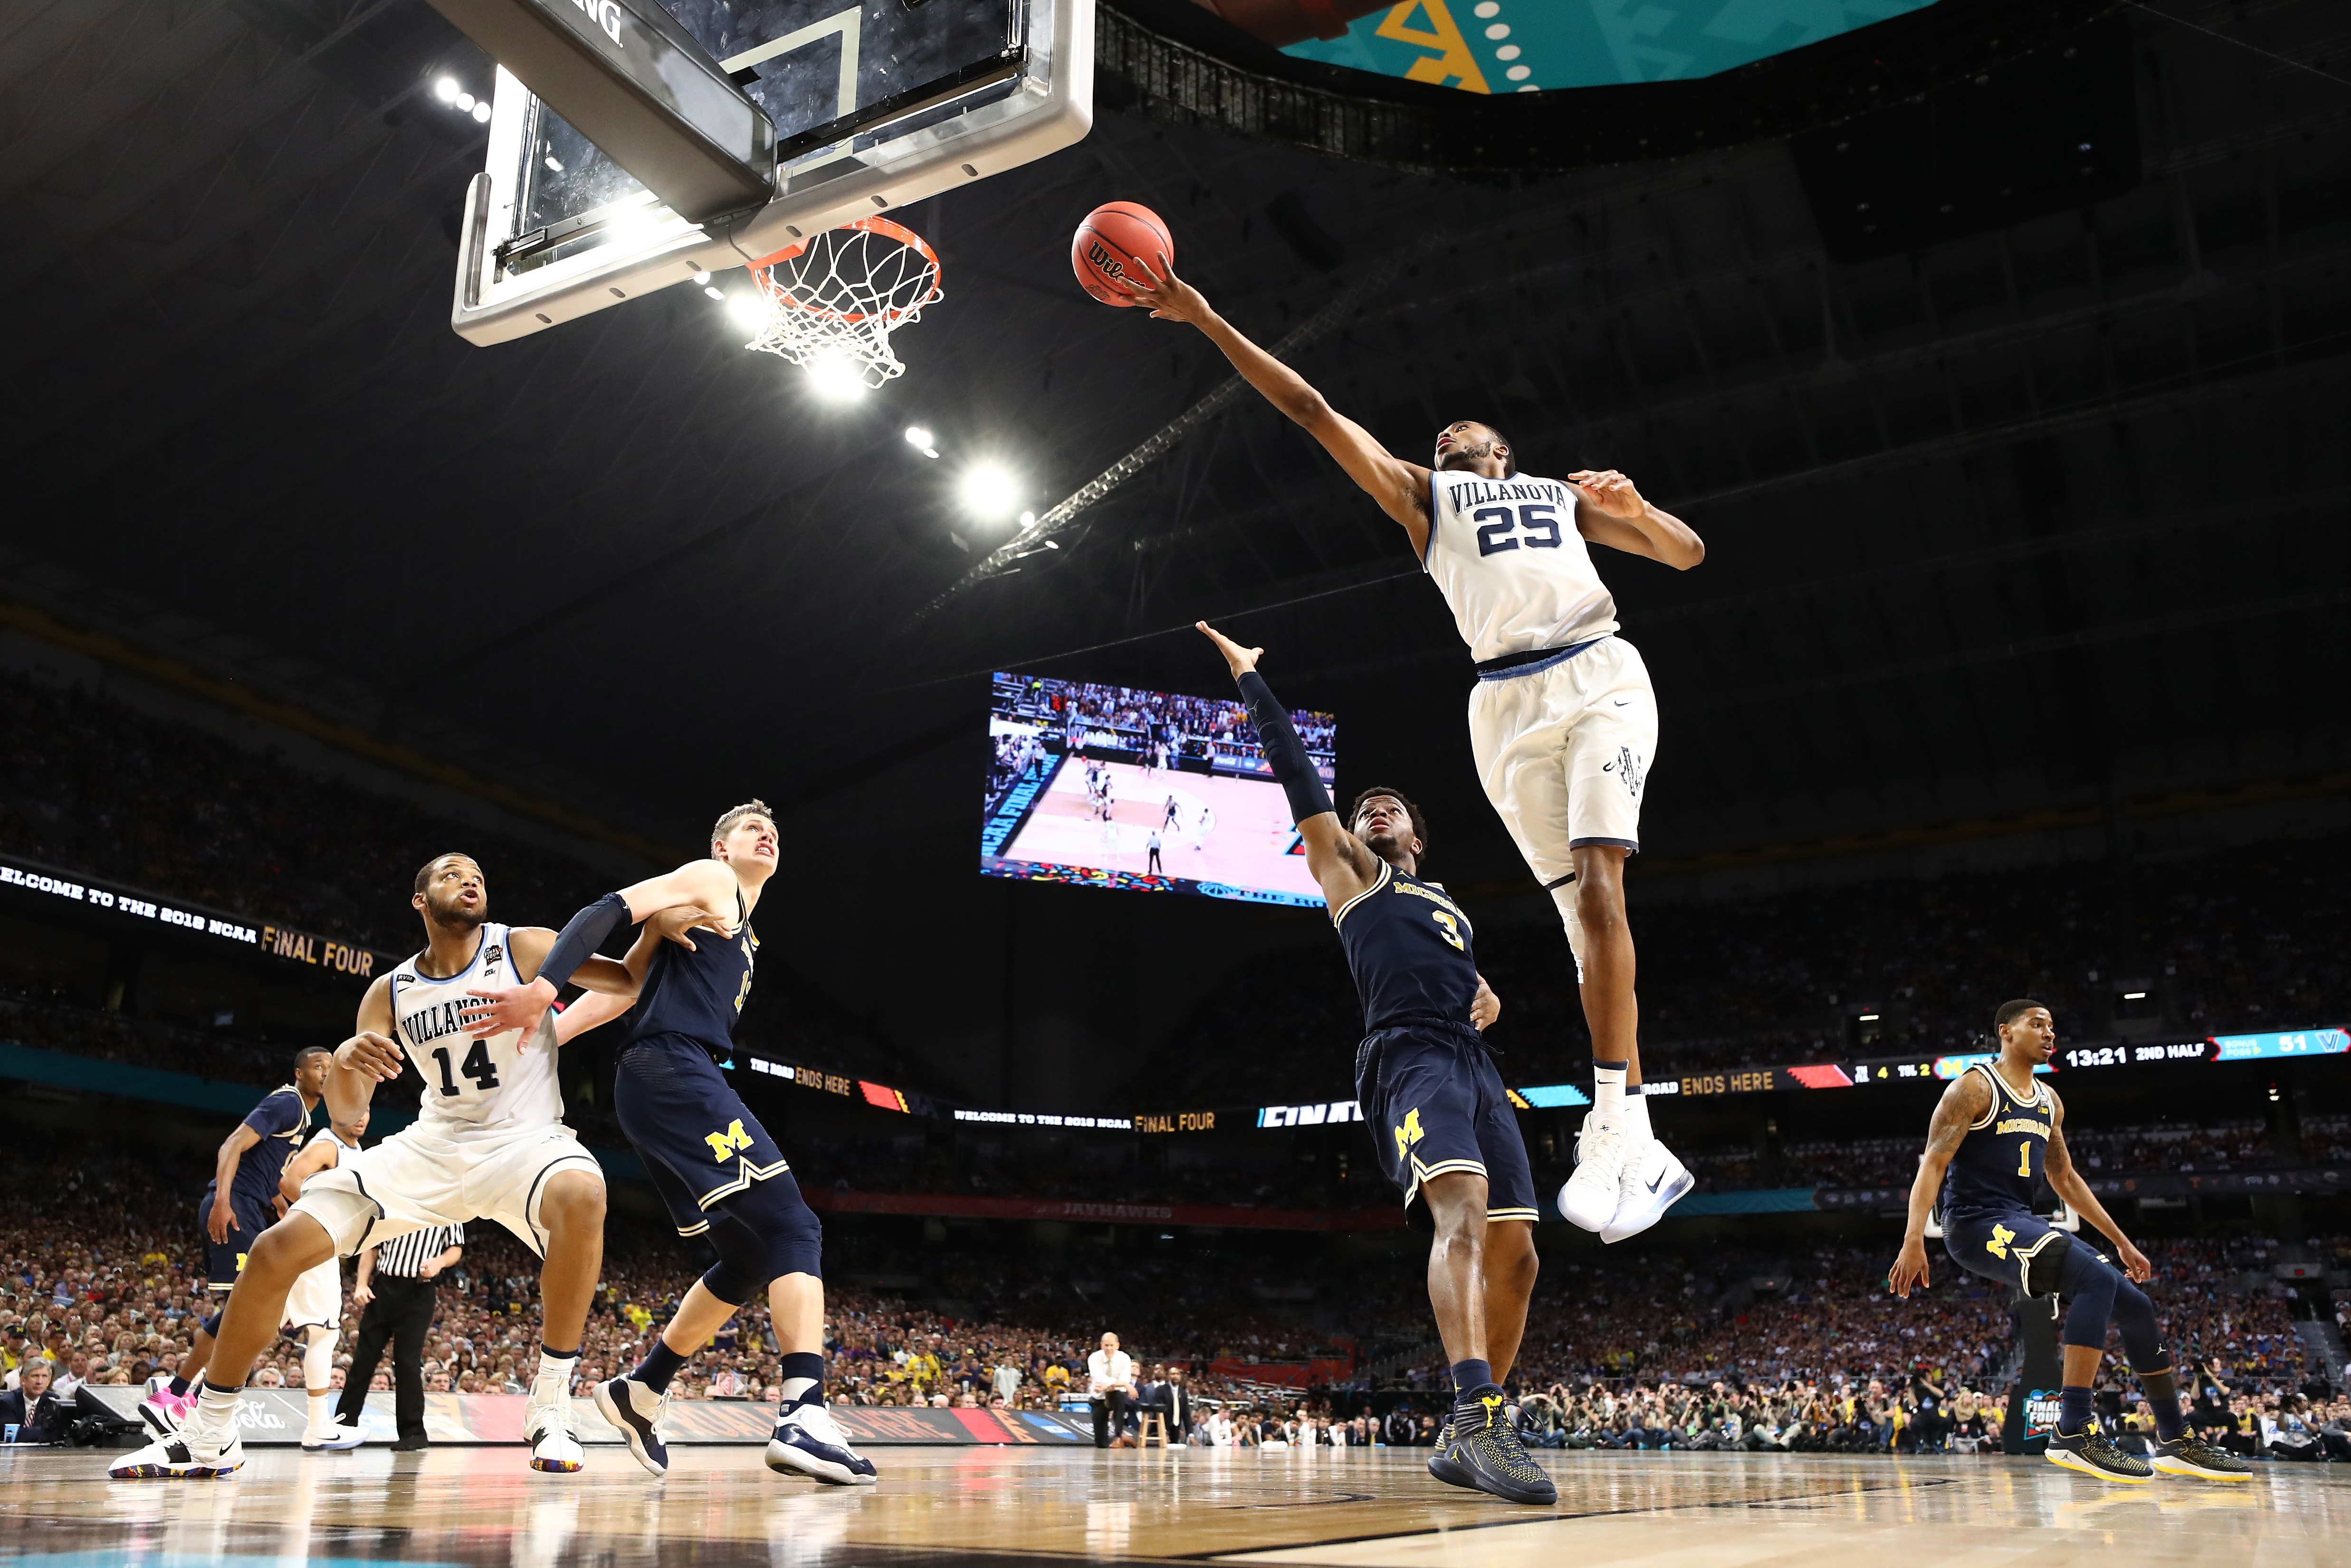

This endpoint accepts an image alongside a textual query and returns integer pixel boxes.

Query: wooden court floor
[2,1444,2343,1568]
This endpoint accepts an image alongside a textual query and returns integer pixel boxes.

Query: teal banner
[1286,0,1939,92]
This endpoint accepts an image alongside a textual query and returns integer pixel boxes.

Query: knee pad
[2056,1243,2121,1351]
[1547,880,1587,982]
[706,1174,824,1299]
[2019,1231,2073,1298]
[303,1326,335,1388]
[2110,1277,2164,1369]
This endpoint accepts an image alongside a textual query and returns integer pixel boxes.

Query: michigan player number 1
[2018,1139,2033,1177]
[430,1040,502,1097]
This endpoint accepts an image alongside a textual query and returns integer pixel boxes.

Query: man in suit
[1,1358,68,1443]
[1137,1363,1197,1444]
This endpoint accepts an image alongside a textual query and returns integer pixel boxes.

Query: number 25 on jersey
[1472,502,1562,556]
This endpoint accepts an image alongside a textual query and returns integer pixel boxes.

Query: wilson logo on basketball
[1087,241,1128,281]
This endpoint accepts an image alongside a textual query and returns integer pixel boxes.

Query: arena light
[455,91,476,112]
[692,269,711,286]
[959,463,1023,520]
[1018,510,1036,528]
[2123,990,2147,1000]
[433,76,460,102]
[702,286,724,301]
[723,292,768,329]
[904,425,932,447]
[803,351,868,402]
[472,101,492,123]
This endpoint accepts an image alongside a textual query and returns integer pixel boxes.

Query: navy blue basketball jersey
[627,885,757,1054]
[1332,860,1481,1031]
[1940,1061,2053,1218]
[208,1084,309,1215]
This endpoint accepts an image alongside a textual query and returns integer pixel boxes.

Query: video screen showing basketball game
[981,672,1336,908]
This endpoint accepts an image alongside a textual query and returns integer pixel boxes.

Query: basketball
[1071,201,1173,306]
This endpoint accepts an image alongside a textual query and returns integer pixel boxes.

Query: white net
[743,217,943,389]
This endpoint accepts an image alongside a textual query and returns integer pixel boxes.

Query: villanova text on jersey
[1332,861,1483,1031]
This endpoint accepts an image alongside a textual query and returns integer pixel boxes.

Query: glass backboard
[453,0,1092,344]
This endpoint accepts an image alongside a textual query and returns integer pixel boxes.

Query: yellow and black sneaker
[1448,1391,1557,1506]
[2150,1432,2254,1481]
[2045,1421,2154,1483]
[1427,1415,1476,1490]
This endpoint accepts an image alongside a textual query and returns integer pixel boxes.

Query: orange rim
[746,216,943,325]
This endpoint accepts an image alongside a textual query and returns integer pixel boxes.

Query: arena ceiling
[2,0,2347,891]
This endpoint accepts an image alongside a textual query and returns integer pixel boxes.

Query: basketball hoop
[741,217,943,390]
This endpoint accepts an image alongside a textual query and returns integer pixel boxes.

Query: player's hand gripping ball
[1072,201,1172,306]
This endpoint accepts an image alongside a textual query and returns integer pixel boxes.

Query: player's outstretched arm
[2044,1093,2150,1281]
[1124,257,1434,550]
[1890,1071,1989,1298]
[1195,622,1381,909]
[1567,469,1704,570]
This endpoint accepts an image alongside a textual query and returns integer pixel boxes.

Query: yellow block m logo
[704,1119,755,1163]
[1986,1223,2017,1260]
[1393,1108,1425,1161]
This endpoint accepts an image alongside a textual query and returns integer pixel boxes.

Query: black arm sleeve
[537,890,632,991]
[1236,670,1336,827]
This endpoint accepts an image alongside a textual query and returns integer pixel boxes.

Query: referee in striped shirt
[333,1223,463,1450]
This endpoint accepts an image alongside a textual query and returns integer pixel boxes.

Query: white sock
[1624,1087,1652,1140]
[308,1392,334,1434]
[195,1381,242,1435]
[1592,1061,1628,1119]
[534,1349,579,1399]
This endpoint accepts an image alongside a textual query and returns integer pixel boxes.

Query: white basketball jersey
[302,1124,363,1167]
[1424,470,1620,661]
[387,923,562,1132]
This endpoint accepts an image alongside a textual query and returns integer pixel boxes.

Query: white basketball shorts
[290,1119,603,1260]
[1468,633,1658,884]
[281,1252,342,1332]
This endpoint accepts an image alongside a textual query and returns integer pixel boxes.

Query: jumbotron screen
[981,672,1335,908]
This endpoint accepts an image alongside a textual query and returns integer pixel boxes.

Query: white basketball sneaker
[1601,1137,1694,1244]
[525,1393,585,1474]
[110,1396,245,1479]
[302,1418,365,1452]
[766,1401,879,1485]
[1557,1115,1631,1232]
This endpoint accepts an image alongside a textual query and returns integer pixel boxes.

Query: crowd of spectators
[5,1126,2334,1448]
[1147,830,2351,1104]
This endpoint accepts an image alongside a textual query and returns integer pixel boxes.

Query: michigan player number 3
[430,1040,502,1097]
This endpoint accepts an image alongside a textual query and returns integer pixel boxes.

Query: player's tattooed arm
[1567,470,1704,570]
[2044,1092,2152,1282]
[1889,1071,1989,1298]
[1119,254,1434,552]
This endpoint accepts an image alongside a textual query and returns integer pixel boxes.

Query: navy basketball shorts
[614,1032,799,1238]
[1354,1021,1540,1228]
[199,1190,272,1292]
[1944,1207,2077,1294]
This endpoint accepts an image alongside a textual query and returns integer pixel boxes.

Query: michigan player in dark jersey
[469,802,874,1487]
[139,1048,330,1433]
[1891,1000,2250,1482]
[1198,621,1554,1507]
